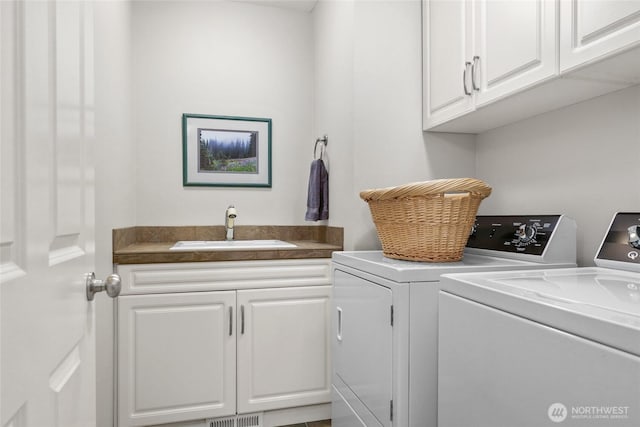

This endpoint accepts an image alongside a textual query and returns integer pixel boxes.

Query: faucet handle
[225,205,237,241]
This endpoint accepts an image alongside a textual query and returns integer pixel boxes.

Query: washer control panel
[596,212,640,269]
[466,215,562,255]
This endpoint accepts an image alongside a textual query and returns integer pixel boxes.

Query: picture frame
[182,113,272,187]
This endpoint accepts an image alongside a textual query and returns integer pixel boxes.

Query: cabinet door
[423,0,475,129]
[474,0,558,106]
[236,286,332,413]
[117,291,236,427]
[560,0,640,72]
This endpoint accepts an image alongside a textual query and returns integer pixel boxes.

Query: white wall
[312,0,355,245]
[131,0,314,226]
[314,0,476,250]
[476,86,640,266]
[94,2,135,427]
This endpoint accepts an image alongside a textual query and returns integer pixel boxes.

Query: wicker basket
[360,178,492,262]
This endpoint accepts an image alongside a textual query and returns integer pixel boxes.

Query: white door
[560,0,640,72]
[1,1,101,427]
[237,286,332,414]
[423,0,475,129]
[474,0,558,106]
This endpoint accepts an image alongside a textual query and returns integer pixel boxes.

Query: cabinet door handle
[463,61,472,95]
[229,306,233,336]
[337,307,343,342]
[241,305,245,334]
[471,56,480,91]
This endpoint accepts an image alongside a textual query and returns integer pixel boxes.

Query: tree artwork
[198,129,258,173]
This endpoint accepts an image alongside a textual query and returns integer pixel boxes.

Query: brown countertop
[113,225,343,264]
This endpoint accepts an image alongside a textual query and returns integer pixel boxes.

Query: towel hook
[314,135,328,160]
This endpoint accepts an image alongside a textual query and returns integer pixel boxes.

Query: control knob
[516,223,537,245]
[628,225,640,249]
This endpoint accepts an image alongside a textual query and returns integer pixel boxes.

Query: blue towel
[305,159,329,221]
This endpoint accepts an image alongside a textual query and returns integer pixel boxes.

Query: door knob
[86,272,121,301]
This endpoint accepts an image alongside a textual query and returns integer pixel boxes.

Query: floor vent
[209,416,235,427]
[237,413,262,427]
[207,413,263,427]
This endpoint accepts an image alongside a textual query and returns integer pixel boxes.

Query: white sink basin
[170,239,297,251]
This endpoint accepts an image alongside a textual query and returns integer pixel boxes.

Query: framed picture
[182,113,272,187]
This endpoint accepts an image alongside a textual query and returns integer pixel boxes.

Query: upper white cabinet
[560,0,640,72]
[423,0,557,129]
[423,0,640,133]
[474,0,558,106]
[423,0,475,126]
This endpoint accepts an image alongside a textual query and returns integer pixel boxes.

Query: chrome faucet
[225,205,237,240]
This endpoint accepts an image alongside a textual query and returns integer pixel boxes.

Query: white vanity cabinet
[423,0,557,129]
[115,259,332,427]
[117,291,237,426]
[236,286,332,414]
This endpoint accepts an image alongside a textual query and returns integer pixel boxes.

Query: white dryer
[331,215,577,427]
[438,212,640,427]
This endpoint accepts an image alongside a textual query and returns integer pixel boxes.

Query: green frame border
[182,113,272,188]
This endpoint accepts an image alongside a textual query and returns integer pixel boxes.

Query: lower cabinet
[117,291,238,427]
[237,287,333,414]
[115,260,332,427]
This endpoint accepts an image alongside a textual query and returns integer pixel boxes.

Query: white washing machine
[438,212,640,427]
[331,215,578,427]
